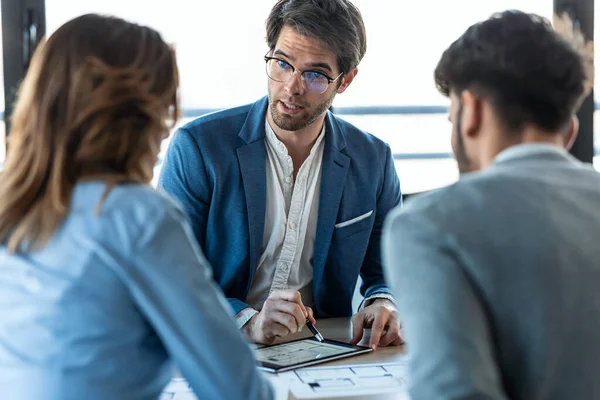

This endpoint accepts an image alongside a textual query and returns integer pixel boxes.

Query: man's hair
[266,0,367,75]
[435,10,594,133]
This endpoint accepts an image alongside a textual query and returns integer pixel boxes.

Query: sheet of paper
[160,361,410,400]
[160,378,197,400]
[160,373,293,400]
[285,361,410,400]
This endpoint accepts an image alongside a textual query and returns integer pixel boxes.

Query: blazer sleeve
[382,207,508,400]
[122,203,273,400]
[157,128,253,314]
[359,143,402,299]
[158,127,211,249]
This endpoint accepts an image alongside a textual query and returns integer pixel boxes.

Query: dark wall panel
[1,0,45,134]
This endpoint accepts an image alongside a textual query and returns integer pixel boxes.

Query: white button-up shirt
[246,119,325,304]
[235,120,325,327]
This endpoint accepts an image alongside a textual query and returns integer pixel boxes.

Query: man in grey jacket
[383,10,598,400]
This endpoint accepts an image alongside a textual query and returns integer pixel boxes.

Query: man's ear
[336,68,358,94]
[564,115,579,150]
[459,90,483,139]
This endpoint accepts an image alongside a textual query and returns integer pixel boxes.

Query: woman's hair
[0,14,180,252]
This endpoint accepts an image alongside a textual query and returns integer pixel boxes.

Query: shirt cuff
[234,307,259,329]
[362,293,396,310]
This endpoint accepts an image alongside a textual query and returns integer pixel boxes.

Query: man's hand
[350,298,403,350]
[242,289,316,344]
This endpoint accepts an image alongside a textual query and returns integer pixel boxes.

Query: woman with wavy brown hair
[0,14,273,400]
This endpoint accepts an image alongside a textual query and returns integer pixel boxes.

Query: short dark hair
[266,0,366,75]
[435,10,593,133]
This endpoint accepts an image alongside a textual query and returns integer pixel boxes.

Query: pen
[305,319,324,342]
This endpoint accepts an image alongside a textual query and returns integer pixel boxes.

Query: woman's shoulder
[73,181,186,228]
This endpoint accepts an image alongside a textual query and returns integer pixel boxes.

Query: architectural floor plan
[288,362,410,399]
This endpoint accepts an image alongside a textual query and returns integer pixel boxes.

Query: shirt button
[285,176,292,184]
[290,222,297,230]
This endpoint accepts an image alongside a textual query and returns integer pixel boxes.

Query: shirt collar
[493,143,569,165]
[264,117,326,156]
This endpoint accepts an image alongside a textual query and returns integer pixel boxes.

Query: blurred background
[1,0,597,194]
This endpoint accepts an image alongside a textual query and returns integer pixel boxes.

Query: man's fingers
[369,312,388,350]
[350,313,365,345]
[306,307,316,325]
[390,336,405,346]
[260,307,297,335]
[269,289,308,317]
[251,312,291,344]
[269,299,306,331]
[262,319,291,340]
[378,323,401,347]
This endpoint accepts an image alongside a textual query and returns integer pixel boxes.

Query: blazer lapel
[236,97,269,284]
[313,114,350,285]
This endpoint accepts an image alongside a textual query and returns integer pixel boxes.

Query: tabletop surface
[165,317,408,400]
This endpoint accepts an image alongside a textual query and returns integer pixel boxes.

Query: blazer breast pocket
[333,210,374,240]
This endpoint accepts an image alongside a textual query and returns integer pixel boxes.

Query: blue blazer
[158,96,401,318]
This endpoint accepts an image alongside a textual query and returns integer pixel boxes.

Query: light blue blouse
[0,181,273,400]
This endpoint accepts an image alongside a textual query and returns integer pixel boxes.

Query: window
[47,0,553,192]
[343,0,552,193]
[46,0,274,187]
[46,1,273,108]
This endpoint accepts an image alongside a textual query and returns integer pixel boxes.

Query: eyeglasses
[264,52,343,94]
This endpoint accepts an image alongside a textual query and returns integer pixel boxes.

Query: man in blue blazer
[159,0,402,347]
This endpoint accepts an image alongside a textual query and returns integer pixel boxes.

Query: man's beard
[268,90,336,132]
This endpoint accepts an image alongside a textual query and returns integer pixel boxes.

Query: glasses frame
[264,52,344,94]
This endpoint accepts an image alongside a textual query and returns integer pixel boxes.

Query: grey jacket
[383,143,600,400]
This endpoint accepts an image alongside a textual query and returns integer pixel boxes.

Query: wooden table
[266,317,406,399]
